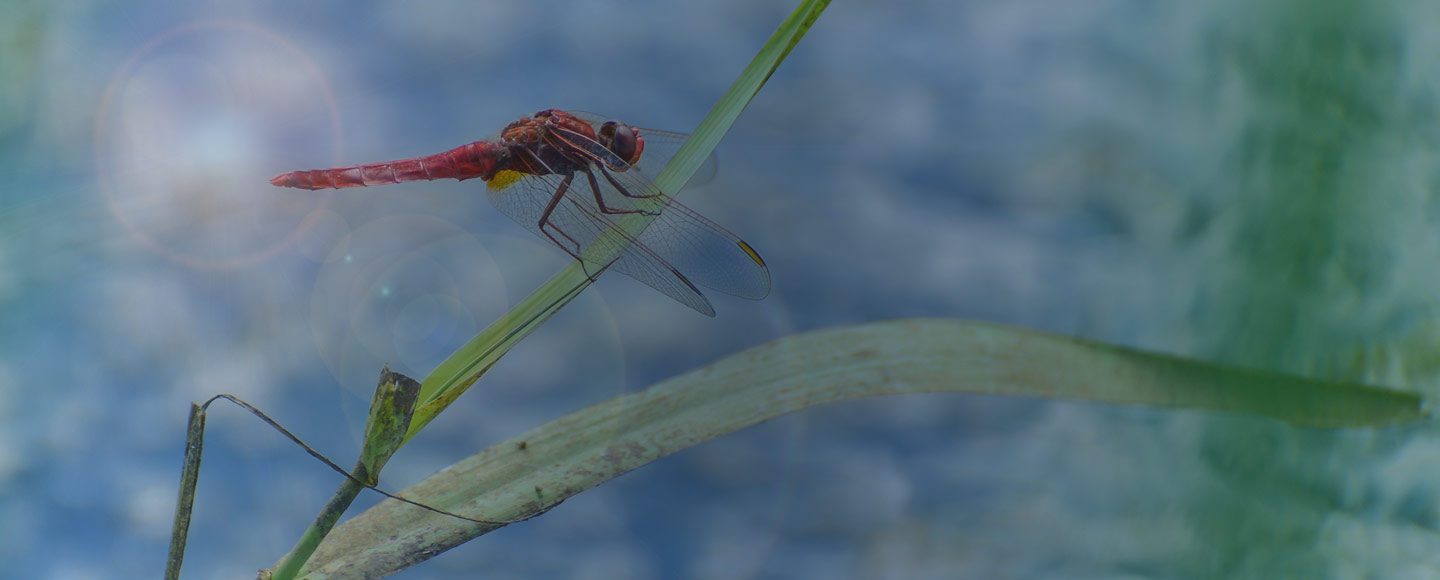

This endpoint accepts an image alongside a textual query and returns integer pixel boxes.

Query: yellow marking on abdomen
[488,169,525,191]
[738,241,766,267]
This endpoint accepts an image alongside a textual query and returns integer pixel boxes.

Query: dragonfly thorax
[498,109,645,178]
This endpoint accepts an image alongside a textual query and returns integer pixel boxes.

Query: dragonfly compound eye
[604,123,642,167]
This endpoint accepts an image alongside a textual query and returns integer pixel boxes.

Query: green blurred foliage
[0,1,44,145]
[1187,0,1438,576]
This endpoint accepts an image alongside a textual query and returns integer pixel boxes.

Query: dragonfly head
[598,120,645,169]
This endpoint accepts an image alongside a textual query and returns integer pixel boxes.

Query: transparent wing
[544,127,770,301]
[488,167,718,316]
[486,129,769,314]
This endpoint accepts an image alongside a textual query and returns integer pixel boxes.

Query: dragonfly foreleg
[598,166,664,200]
[584,169,659,217]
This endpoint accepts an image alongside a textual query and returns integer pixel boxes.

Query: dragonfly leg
[598,166,664,200]
[538,174,584,260]
[585,169,659,217]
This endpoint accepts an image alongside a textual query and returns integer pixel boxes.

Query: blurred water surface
[5,0,1440,578]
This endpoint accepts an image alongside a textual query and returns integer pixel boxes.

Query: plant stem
[164,403,206,580]
[266,476,366,580]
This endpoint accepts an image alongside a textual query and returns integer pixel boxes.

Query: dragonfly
[270,109,770,316]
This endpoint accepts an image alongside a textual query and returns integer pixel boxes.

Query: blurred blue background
[6,0,1440,578]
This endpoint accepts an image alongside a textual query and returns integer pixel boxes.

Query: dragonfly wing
[590,165,770,300]
[630,130,718,189]
[531,138,770,301]
[485,172,553,244]
[488,170,717,316]
[606,230,718,317]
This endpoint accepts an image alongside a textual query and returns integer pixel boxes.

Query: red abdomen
[270,141,504,190]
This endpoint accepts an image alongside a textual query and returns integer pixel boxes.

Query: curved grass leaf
[296,318,1425,577]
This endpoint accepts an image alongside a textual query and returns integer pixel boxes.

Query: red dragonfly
[271,109,769,316]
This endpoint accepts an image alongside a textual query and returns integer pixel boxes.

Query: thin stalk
[164,403,206,580]
[265,478,366,580]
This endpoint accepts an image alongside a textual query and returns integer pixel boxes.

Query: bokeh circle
[94,20,342,270]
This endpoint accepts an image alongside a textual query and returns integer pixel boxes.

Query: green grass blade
[296,319,1425,578]
[164,403,205,580]
[405,0,831,440]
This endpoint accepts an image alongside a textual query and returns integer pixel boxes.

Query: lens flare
[309,215,511,397]
[94,20,343,270]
